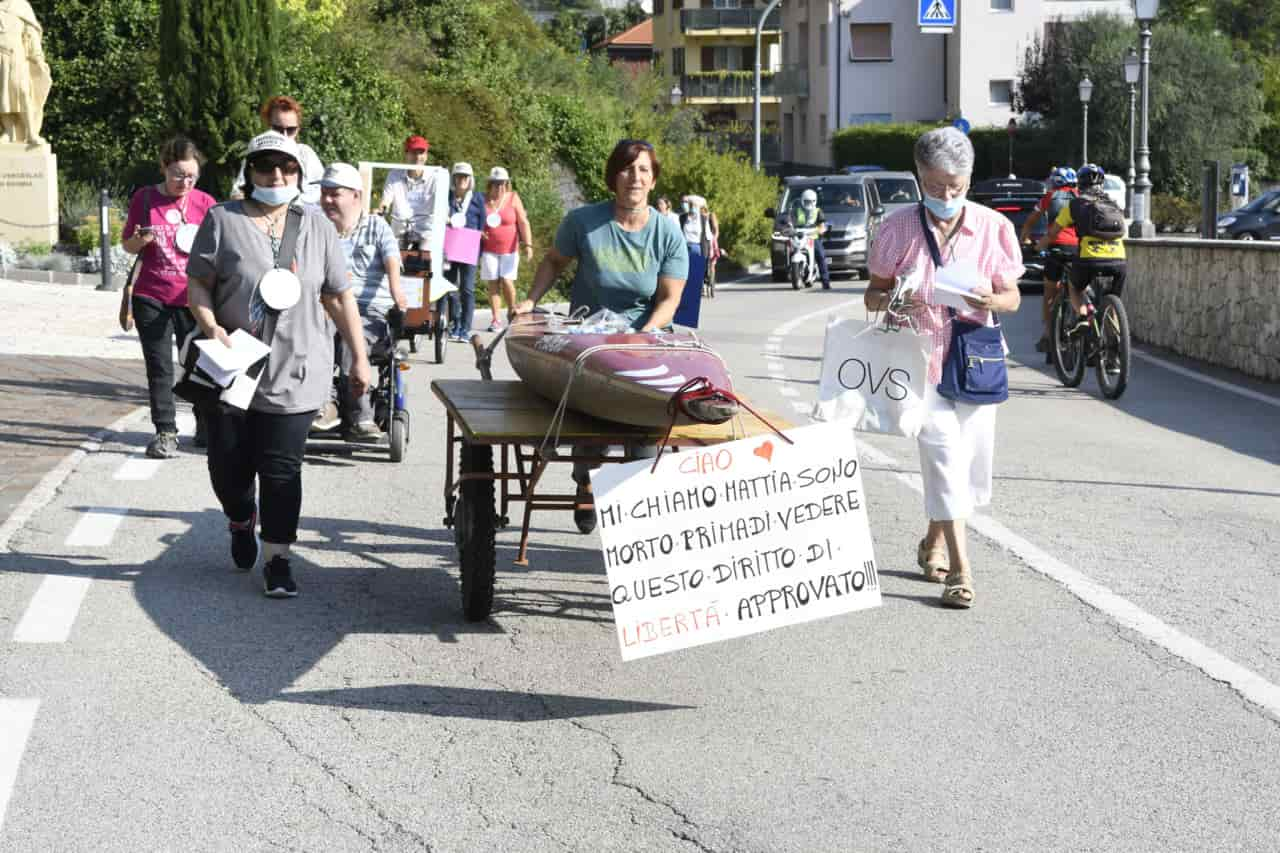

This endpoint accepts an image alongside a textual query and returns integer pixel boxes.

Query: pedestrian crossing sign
[919,0,956,29]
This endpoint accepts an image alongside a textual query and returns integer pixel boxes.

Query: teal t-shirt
[556,201,689,329]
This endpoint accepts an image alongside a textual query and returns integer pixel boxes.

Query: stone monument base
[0,144,59,248]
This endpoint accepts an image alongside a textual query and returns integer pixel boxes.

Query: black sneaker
[145,431,179,459]
[229,513,259,572]
[263,556,298,598]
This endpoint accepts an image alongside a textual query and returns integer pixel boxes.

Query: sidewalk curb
[0,405,148,553]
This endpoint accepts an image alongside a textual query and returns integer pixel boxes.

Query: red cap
[404,135,430,152]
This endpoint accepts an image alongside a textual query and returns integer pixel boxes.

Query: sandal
[941,568,975,609]
[916,539,948,583]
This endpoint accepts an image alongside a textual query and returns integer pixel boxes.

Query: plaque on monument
[0,0,58,246]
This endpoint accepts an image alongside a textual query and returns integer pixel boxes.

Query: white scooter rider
[787,189,830,289]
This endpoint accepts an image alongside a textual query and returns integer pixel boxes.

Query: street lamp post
[1123,47,1140,219]
[1007,117,1017,177]
[1131,0,1160,238]
[753,0,783,171]
[1078,76,1093,164]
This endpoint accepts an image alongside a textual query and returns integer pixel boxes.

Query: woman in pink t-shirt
[120,136,218,459]
[478,166,533,331]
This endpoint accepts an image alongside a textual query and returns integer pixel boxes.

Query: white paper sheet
[932,260,984,311]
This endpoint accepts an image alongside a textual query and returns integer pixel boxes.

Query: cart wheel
[455,443,496,621]
[389,411,409,463]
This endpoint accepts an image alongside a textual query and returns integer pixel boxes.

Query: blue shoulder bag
[918,204,1009,405]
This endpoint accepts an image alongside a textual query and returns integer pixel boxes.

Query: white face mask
[251,184,299,206]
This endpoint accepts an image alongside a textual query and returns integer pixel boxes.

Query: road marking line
[0,407,147,553]
[1134,347,1280,408]
[113,458,162,481]
[0,699,39,830]
[775,300,1280,722]
[12,577,93,643]
[64,509,129,548]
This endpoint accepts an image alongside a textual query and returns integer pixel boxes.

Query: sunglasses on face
[270,124,300,137]
[250,158,301,175]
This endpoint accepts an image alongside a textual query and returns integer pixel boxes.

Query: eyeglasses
[270,124,300,137]
[250,158,301,176]
[166,169,198,183]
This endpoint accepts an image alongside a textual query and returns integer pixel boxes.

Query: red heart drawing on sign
[754,440,774,464]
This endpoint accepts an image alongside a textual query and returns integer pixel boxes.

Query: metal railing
[680,8,781,32]
[773,64,809,98]
[681,72,776,100]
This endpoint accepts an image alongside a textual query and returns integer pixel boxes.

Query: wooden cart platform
[430,379,791,621]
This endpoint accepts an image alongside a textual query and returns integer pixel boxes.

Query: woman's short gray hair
[914,127,975,177]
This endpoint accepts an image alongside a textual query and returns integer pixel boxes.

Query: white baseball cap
[316,162,362,191]
[488,166,510,183]
[452,162,474,177]
[245,131,302,166]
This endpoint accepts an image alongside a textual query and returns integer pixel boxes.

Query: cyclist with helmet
[1021,167,1078,357]
[786,188,830,289]
[1039,163,1126,326]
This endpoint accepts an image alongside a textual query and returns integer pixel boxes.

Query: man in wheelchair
[318,163,408,441]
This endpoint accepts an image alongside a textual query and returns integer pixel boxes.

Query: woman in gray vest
[186,131,371,598]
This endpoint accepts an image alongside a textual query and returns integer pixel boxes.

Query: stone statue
[0,0,51,147]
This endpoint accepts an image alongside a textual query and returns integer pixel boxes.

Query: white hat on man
[316,162,363,191]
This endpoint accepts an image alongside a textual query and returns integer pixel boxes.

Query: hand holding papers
[193,330,271,410]
[931,260,988,312]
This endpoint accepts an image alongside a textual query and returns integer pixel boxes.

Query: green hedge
[832,122,1084,181]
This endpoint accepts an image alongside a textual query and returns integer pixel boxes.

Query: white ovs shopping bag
[811,315,931,438]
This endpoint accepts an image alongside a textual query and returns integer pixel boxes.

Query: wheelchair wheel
[389,411,409,462]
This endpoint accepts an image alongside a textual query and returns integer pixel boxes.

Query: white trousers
[915,385,998,521]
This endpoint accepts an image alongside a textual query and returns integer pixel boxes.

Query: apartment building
[651,0,785,131]
[782,0,1133,168]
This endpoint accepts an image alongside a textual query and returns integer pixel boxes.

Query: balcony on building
[773,64,809,98]
[680,7,781,36]
[681,71,778,103]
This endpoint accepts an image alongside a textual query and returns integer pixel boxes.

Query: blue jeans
[446,263,477,337]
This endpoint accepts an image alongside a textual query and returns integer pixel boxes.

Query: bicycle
[1050,259,1131,399]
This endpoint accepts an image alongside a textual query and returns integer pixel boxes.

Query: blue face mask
[251,184,299,206]
[923,192,965,220]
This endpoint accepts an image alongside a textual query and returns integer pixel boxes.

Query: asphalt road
[1,273,1278,852]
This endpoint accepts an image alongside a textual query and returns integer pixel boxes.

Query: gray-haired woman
[863,127,1024,609]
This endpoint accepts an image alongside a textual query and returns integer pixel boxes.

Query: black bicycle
[1050,261,1131,399]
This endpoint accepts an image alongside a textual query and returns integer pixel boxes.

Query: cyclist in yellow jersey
[1039,163,1126,324]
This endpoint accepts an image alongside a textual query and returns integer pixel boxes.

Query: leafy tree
[1016,13,1264,195]
[159,0,279,194]
[31,0,169,193]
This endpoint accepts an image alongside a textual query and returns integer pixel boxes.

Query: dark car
[968,176,1047,283]
[1217,189,1280,241]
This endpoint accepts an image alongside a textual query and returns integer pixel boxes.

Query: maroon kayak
[505,316,739,428]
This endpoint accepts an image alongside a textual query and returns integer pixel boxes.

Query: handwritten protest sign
[589,421,880,661]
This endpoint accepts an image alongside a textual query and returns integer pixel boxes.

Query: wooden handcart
[431,379,790,622]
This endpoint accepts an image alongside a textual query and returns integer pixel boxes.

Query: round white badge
[450,212,465,228]
[165,209,182,225]
[174,223,199,254]
[258,268,301,311]
[486,212,501,228]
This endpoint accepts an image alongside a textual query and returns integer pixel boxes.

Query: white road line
[775,300,1280,722]
[12,576,93,643]
[113,458,162,481]
[1134,347,1280,408]
[64,509,129,548]
[0,699,39,830]
[0,407,147,553]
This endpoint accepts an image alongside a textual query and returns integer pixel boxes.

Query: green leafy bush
[71,211,126,254]
[832,121,1065,180]
[1151,193,1199,232]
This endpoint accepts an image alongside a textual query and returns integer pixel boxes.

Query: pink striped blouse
[867,202,1025,383]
